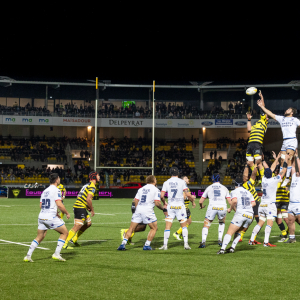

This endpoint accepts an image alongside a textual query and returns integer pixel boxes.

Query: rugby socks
[290,234,295,239]
[239,230,245,241]
[145,240,151,246]
[255,216,259,223]
[164,230,170,245]
[131,232,135,238]
[250,225,261,242]
[60,212,64,219]
[218,223,225,241]
[232,233,241,249]
[182,227,188,244]
[264,225,272,244]
[121,238,128,245]
[221,234,231,250]
[72,230,83,243]
[286,166,292,178]
[64,229,76,246]
[55,239,65,255]
[278,222,287,236]
[27,239,39,257]
[176,227,183,235]
[202,227,208,243]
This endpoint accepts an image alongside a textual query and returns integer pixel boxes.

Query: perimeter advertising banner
[8,188,206,198]
[0,115,282,128]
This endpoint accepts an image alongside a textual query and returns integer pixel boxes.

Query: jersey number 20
[41,199,50,209]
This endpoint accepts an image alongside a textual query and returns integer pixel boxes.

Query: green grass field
[1,197,300,300]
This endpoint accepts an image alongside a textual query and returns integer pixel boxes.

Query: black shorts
[73,207,89,220]
[275,202,289,211]
[186,208,191,219]
[252,201,259,216]
[246,142,263,157]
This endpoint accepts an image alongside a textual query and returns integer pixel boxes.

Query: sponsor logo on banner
[12,189,21,198]
[267,119,280,126]
[177,120,195,127]
[235,121,247,126]
[5,118,15,123]
[109,119,144,126]
[26,189,43,196]
[39,119,49,123]
[156,122,168,126]
[99,191,113,197]
[215,119,233,126]
[201,121,213,126]
[22,118,32,123]
[63,118,92,123]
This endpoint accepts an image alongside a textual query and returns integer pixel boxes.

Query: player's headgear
[89,171,99,181]
[211,173,220,183]
[235,177,243,187]
[264,168,272,178]
[170,166,179,176]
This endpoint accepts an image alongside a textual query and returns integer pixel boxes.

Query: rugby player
[217,177,255,254]
[238,162,261,244]
[117,175,167,250]
[159,167,195,250]
[284,154,300,243]
[249,155,289,247]
[199,173,231,248]
[173,176,196,241]
[246,91,268,178]
[63,171,100,249]
[24,173,70,262]
[57,182,67,219]
[258,100,300,187]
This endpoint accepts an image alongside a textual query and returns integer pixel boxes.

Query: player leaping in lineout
[257,100,300,187]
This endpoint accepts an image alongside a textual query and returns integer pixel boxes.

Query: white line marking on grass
[94,213,115,216]
[0,205,11,207]
[0,239,49,250]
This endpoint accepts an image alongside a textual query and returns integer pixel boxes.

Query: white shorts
[231,212,253,228]
[258,203,277,219]
[288,202,300,215]
[166,204,187,221]
[38,216,65,230]
[281,138,298,152]
[205,205,227,221]
[131,211,157,224]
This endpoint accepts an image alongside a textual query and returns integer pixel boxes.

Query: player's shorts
[258,203,277,219]
[38,216,65,230]
[186,208,191,219]
[281,138,298,152]
[246,142,263,158]
[205,205,227,221]
[288,202,300,215]
[253,202,259,216]
[73,207,90,221]
[167,204,187,221]
[275,202,289,211]
[131,211,157,224]
[131,201,146,225]
[231,212,253,228]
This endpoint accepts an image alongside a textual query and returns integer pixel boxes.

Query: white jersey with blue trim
[290,173,300,203]
[162,177,188,205]
[275,115,300,139]
[261,175,282,204]
[202,182,230,206]
[38,185,62,219]
[134,184,160,213]
[230,187,254,214]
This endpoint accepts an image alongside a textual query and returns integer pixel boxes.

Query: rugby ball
[246,87,257,95]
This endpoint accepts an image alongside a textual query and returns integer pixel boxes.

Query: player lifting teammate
[258,100,300,187]
[63,171,100,249]
[173,176,196,241]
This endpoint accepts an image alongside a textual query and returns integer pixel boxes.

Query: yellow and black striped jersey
[184,187,191,209]
[276,177,289,203]
[57,184,66,196]
[249,114,268,144]
[73,182,96,209]
[243,178,260,202]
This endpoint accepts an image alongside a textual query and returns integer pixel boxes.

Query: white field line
[0,205,11,207]
[94,213,115,216]
[0,239,49,250]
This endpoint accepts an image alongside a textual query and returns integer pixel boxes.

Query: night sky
[1,4,298,84]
